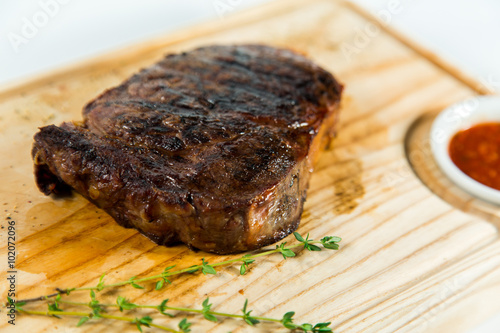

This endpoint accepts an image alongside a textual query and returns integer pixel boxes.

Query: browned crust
[32,45,343,254]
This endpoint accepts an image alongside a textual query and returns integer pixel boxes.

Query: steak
[32,45,343,254]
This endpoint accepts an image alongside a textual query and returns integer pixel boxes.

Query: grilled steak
[32,45,343,254]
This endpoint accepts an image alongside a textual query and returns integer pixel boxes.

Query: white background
[1,0,499,331]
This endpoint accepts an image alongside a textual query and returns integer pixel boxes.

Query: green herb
[18,232,339,297]
[8,232,341,332]
[96,273,106,291]
[242,299,259,326]
[201,298,218,322]
[16,295,335,332]
[239,254,255,275]
[133,316,153,333]
[178,318,192,333]
[294,232,322,251]
[117,296,137,311]
[201,258,217,275]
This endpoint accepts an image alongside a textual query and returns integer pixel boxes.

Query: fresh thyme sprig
[18,232,341,301]
[9,232,341,332]
[15,294,334,332]
[12,296,181,333]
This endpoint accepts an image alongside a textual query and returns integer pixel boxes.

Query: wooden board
[1,0,500,332]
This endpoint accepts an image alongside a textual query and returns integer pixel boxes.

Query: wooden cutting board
[1,0,500,332]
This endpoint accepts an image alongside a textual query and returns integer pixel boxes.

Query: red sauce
[449,122,500,190]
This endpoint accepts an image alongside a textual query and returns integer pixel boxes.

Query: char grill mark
[32,44,342,254]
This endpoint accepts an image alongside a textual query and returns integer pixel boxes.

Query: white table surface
[1,0,499,331]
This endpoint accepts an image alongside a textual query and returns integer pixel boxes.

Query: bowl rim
[430,95,500,205]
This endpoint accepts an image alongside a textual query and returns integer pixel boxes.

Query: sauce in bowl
[449,122,500,191]
[430,96,500,205]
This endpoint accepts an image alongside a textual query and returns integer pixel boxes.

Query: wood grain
[0,0,499,332]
